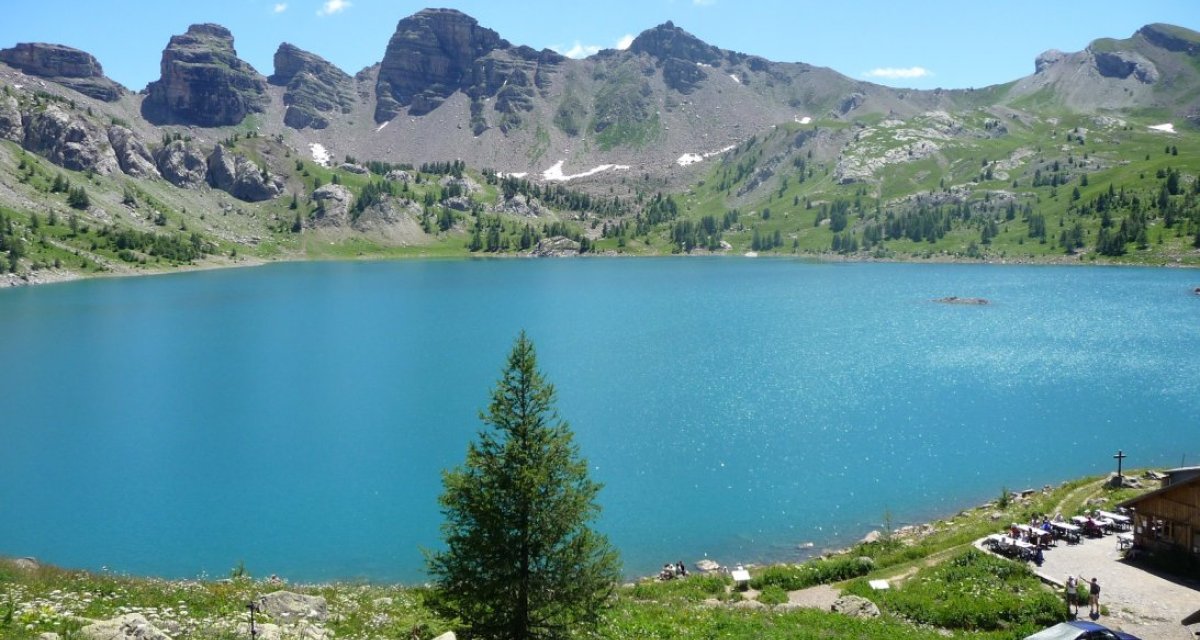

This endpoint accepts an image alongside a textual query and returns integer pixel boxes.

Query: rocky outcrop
[142,24,269,127]
[309,184,354,227]
[80,614,173,640]
[0,43,124,101]
[831,595,880,619]
[21,104,119,174]
[533,235,580,256]
[1035,49,1066,74]
[352,199,425,241]
[154,140,208,187]
[628,22,722,94]
[269,43,355,130]
[934,296,989,305]
[257,591,328,623]
[1093,50,1159,84]
[628,21,723,67]
[373,8,561,125]
[206,145,282,202]
[0,94,22,142]
[1138,23,1200,54]
[376,8,503,120]
[107,126,159,178]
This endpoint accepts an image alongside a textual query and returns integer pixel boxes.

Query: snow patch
[795,115,812,125]
[498,172,528,179]
[1148,123,1175,133]
[729,74,741,84]
[376,121,390,133]
[310,143,331,167]
[541,160,630,182]
[744,251,758,258]
[675,145,736,167]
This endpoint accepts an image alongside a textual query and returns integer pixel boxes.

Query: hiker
[1089,578,1101,617]
[1065,576,1078,617]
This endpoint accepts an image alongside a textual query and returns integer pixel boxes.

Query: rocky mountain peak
[270,43,355,130]
[0,43,124,101]
[374,8,510,121]
[628,21,723,66]
[1137,23,1200,54]
[141,23,269,127]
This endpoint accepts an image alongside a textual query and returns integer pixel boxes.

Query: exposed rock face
[1138,23,1200,54]
[376,8,503,120]
[0,43,124,101]
[831,595,880,618]
[270,43,355,130]
[533,235,580,256]
[107,126,160,178]
[309,184,354,227]
[629,21,722,94]
[142,24,269,127]
[373,8,561,126]
[0,94,22,142]
[22,104,119,174]
[1093,50,1159,84]
[1035,49,1066,74]
[154,140,208,187]
[80,613,173,640]
[206,144,282,202]
[257,591,328,623]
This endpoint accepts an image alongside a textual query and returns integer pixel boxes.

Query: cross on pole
[1113,449,1127,480]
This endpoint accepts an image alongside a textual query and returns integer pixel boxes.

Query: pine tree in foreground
[427,332,620,640]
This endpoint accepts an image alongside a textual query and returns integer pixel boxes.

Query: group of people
[1064,575,1101,618]
[658,561,689,580]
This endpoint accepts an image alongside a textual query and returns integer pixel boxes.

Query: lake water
[1,258,1198,582]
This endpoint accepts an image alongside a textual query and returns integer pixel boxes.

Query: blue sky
[2,0,1197,92]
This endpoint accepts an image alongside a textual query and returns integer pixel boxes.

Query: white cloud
[273,3,287,13]
[863,66,933,80]
[555,34,637,59]
[317,0,350,16]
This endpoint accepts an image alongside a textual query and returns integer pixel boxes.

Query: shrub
[757,585,788,606]
[749,556,873,591]
[848,549,1063,631]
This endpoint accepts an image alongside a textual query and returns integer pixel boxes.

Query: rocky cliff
[0,43,124,102]
[141,24,269,127]
[373,7,562,128]
[269,43,356,130]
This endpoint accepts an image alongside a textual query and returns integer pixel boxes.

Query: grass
[0,474,1161,640]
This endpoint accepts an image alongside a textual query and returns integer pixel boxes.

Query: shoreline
[3,247,1197,291]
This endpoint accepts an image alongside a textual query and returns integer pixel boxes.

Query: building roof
[1118,472,1200,510]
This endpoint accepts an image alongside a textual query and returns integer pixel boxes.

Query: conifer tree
[428,332,619,640]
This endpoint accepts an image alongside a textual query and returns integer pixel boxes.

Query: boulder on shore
[831,594,880,618]
[80,614,172,640]
[257,590,328,623]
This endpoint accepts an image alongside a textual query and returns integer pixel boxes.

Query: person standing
[1089,577,1101,617]
[1065,576,1078,617]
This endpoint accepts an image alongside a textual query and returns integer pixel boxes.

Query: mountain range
[0,9,1198,283]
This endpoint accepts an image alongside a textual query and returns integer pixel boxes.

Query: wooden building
[1118,473,1200,559]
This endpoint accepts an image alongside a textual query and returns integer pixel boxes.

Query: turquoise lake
[1,258,1198,582]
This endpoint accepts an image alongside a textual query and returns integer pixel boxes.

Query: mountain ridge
[0,10,1198,286]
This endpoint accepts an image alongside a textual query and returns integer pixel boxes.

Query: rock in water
[80,614,173,640]
[257,591,328,623]
[270,43,355,130]
[0,43,124,101]
[142,24,268,127]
